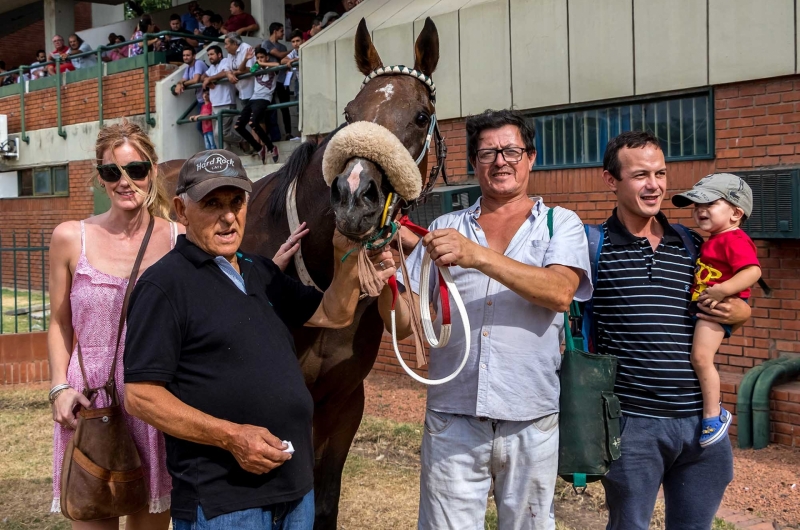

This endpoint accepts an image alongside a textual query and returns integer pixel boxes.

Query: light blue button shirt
[399,198,592,421]
[214,255,246,294]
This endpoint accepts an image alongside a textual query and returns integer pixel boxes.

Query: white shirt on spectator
[252,71,277,101]
[71,42,97,69]
[229,42,255,100]
[205,57,236,107]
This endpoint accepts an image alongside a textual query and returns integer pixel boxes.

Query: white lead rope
[389,224,471,386]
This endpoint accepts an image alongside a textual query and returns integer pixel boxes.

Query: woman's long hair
[95,121,171,219]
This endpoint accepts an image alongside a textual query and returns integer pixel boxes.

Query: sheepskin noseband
[322,121,422,201]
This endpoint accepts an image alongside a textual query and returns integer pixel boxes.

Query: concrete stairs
[229,139,302,182]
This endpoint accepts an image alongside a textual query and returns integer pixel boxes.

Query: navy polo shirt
[124,235,323,521]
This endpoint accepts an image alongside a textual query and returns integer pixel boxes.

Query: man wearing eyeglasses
[378,109,592,530]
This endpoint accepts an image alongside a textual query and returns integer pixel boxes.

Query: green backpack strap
[548,207,582,353]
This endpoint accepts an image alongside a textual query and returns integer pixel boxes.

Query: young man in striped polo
[592,131,752,529]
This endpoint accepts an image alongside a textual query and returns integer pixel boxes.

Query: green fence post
[12,232,18,334]
[26,231,32,332]
[97,48,104,127]
[217,113,224,150]
[56,57,66,139]
[18,77,30,145]
[41,229,47,332]
[143,35,156,127]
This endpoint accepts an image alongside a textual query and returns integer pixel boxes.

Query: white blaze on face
[377,83,394,101]
[347,161,364,193]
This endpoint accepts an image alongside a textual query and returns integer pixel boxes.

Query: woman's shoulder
[49,220,82,260]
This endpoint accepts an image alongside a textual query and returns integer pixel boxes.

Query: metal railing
[0,31,224,137]
[175,62,299,149]
[0,231,49,335]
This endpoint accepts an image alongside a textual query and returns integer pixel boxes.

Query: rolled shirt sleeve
[546,207,593,302]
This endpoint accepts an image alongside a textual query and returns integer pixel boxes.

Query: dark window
[17,166,69,197]
[530,92,713,169]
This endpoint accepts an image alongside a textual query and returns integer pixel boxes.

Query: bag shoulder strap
[77,215,155,400]
[547,208,580,351]
[585,224,604,287]
[671,223,699,263]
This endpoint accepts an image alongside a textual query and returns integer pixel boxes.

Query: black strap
[77,215,155,404]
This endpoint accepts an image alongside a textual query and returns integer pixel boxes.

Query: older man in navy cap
[123,150,395,530]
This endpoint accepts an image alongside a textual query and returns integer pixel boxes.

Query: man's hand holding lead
[423,228,485,269]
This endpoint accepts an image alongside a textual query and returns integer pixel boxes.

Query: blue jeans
[203,131,217,150]
[602,415,733,530]
[419,410,559,530]
[173,490,314,530]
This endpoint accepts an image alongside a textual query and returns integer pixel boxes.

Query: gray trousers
[212,104,239,147]
[419,410,559,530]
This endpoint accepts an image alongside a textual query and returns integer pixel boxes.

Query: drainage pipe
[752,357,800,449]
[737,357,790,449]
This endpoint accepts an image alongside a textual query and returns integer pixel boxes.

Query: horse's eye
[344,111,352,123]
[416,112,429,127]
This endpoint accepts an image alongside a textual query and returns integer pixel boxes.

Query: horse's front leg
[312,382,365,530]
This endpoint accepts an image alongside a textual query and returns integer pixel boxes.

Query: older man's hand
[226,424,291,475]
[423,228,485,269]
[368,247,396,282]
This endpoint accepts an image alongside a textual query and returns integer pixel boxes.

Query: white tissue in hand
[282,440,295,454]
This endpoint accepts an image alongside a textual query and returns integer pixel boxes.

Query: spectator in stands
[181,1,201,32]
[262,22,293,139]
[223,0,258,36]
[30,50,50,79]
[281,30,302,99]
[47,35,75,74]
[235,47,280,164]
[202,45,239,149]
[164,14,199,63]
[66,34,97,70]
[130,16,163,56]
[174,45,208,103]
[321,11,339,28]
[302,17,323,41]
[224,33,255,103]
[0,62,15,86]
[190,89,216,149]
[193,8,207,32]
[102,33,128,62]
[197,12,224,42]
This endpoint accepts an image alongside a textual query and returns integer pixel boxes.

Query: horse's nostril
[330,177,343,205]
[363,180,379,205]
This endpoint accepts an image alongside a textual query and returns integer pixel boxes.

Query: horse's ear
[354,18,383,76]
[413,17,439,77]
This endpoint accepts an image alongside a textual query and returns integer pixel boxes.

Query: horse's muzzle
[330,157,386,241]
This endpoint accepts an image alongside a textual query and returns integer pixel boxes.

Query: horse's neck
[295,142,337,288]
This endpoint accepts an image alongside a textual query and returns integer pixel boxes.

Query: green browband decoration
[361,65,436,104]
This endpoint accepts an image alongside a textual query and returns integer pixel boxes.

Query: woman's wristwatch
[48,383,71,404]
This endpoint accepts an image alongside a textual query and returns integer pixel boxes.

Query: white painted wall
[91,4,126,27]
[300,0,800,134]
[0,171,19,199]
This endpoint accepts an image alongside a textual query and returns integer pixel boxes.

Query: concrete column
[91,4,125,27]
[250,0,284,40]
[43,0,75,50]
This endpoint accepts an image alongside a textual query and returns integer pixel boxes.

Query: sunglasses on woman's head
[96,161,152,182]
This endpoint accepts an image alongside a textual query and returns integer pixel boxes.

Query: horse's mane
[267,123,347,222]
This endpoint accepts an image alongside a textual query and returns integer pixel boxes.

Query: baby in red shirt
[673,173,761,448]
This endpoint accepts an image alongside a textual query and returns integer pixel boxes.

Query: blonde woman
[48,122,179,529]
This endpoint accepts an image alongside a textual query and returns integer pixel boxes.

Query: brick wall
[0,2,93,71]
[0,333,50,385]
[374,76,800,447]
[0,64,174,135]
[0,160,95,290]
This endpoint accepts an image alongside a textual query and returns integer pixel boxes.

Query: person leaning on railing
[47,121,180,528]
[66,34,97,70]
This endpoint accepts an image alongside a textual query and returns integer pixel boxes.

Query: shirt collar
[606,208,684,246]
[469,196,544,219]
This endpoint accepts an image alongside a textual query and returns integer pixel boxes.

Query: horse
[161,18,441,529]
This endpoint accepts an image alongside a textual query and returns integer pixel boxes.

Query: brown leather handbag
[60,216,154,521]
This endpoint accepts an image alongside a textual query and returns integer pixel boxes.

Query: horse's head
[328,17,439,241]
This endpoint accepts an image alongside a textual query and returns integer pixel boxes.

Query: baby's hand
[698,285,727,308]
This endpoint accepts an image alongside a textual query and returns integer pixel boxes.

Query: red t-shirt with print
[692,229,760,300]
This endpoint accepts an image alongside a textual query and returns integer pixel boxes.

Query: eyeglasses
[96,161,152,182]
[475,147,526,165]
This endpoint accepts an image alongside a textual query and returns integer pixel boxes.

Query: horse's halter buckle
[361,65,447,214]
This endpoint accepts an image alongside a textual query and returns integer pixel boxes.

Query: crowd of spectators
[1,0,334,149]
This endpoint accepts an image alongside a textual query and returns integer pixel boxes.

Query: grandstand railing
[175,62,299,150]
[0,31,224,141]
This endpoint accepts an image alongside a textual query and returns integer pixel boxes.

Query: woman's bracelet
[48,383,71,404]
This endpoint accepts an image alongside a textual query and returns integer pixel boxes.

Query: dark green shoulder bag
[546,207,622,491]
